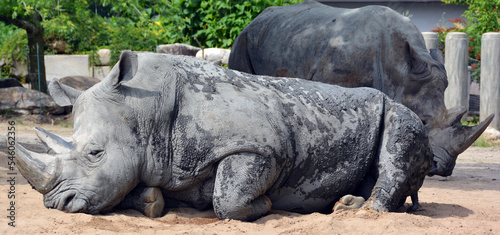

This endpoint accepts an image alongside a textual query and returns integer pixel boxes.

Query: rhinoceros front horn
[448,106,495,156]
[6,136,60,194]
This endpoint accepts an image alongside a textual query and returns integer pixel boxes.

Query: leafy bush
[0,21,28,79]
[1,0,302,71]
[442,0,500,60]
[160,0,302,49]
[436,1,500,83]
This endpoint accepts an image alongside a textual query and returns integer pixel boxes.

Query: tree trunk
[26,26,47,93]
[0,12,47,93]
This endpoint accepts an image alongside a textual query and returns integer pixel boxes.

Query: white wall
[319,1,467,32]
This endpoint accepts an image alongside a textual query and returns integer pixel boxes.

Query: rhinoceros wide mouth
[428,146,455,177]
[48,190,88,213]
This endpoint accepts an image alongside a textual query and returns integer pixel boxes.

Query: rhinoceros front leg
[117,184,165,218]
[213,153,279,221]
[361,105,432,212]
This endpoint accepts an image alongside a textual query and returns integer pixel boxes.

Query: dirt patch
[1,119,499,234]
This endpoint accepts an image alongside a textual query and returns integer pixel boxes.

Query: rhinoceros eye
[86,150,104,163]
[90,150,103,156]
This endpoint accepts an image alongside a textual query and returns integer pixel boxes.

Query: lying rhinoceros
[10,51,432,221]
[228,0,494,177]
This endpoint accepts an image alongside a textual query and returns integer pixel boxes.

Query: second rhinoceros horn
[34,127,74,154]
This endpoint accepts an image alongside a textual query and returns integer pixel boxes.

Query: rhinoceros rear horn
[445,106,468,126]
[6,137,60,194]
[48,78,83,107]
[34,127,74,154]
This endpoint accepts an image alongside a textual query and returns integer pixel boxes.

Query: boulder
[0,87,64,114]
[0,78,23,89]
[50,40,69,54]
[12,59,28,79]
[97,49,111,66]
[156,43,201,56]
[58,76,100,91]
[196,48,231,65]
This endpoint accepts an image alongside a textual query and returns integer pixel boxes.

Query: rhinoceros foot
[142,187,165,218]
[118,185,165,218]
[333,195,365,212]
[406,193,420,213]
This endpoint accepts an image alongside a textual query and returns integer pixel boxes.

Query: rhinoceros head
[403,45,494,177]
[11,51,145,214]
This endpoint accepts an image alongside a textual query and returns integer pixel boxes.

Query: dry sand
[1,120,499,234]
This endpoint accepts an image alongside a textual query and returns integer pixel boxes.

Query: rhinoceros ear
[406,42,432,81]
[48,79,83,107]
[429,49,444,65]
[104,50,138,89]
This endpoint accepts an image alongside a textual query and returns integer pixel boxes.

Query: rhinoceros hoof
[333,195,365,212]
[142,187,165,218]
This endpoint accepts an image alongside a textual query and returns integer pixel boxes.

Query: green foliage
[442,1,500,60]
[56,120,74,128]
[472,136,494,147]
[462,114,480,126]
[159,0,302,48]
[0,21,28,79]
[1,0,302,70]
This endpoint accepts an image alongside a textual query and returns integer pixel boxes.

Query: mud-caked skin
[11,51,432,221]
[228,0,494,177]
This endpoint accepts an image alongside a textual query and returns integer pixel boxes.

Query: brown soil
[1,119,499,234]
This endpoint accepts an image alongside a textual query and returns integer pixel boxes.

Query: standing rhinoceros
[228,0,494,177]
[10,51,432,221]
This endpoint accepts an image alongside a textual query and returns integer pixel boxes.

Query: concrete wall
[44,53,111,81]
[45,55,89,81]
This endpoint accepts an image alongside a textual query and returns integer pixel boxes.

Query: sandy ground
[0,120,499,234]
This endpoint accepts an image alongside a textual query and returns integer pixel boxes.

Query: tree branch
[0,11,41,34]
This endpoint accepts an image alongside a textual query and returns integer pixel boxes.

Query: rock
[58,76,100,91]
[156,44,201,56]
[0,78,23,88]
[97,49,111,66]
[196,48,231,65]
[0,87,64,114]
[12,59,28,79]
[50,40,69,54]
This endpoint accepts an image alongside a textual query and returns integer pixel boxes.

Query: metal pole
[37,43,42,123]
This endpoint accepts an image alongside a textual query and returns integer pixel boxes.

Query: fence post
[444,32,469,121]
[422,32,439,52]
[480,33,500,130]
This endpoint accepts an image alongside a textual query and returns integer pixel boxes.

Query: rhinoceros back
[229,0,422,99]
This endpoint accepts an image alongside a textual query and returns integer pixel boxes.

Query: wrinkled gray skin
[11,51,432,221]
[228,0,494,177]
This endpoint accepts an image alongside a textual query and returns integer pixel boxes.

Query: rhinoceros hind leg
[213,153,278,221]
[118,185,165,218]
[333,195,365,212]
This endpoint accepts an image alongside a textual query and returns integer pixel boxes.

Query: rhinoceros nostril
[63,194,75,211]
